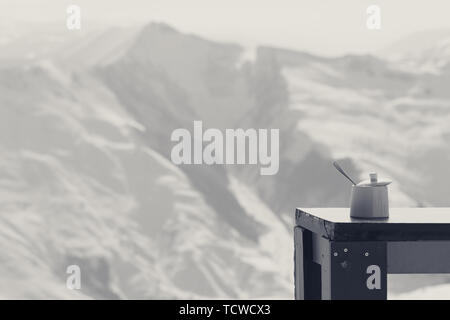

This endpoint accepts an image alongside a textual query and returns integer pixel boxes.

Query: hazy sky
[2,0,450,56]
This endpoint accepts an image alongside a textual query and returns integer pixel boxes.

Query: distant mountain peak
[143,22,180,34]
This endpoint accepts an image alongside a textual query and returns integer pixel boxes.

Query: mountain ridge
[2,21,450,298]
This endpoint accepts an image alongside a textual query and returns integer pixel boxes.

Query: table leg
[294,227,321,300]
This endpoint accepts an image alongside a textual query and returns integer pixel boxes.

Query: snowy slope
[0,33,294,299]
[272,48,450,207]
[382,29,450,74]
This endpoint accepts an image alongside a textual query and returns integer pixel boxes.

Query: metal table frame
[294,208,450,300]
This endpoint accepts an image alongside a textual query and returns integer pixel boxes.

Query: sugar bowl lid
[357,173,392,187]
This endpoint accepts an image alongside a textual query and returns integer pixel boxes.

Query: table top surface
[295,208,450,241]
[297,207,450,224]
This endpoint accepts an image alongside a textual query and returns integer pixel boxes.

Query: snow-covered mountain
[1,22,450,299]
